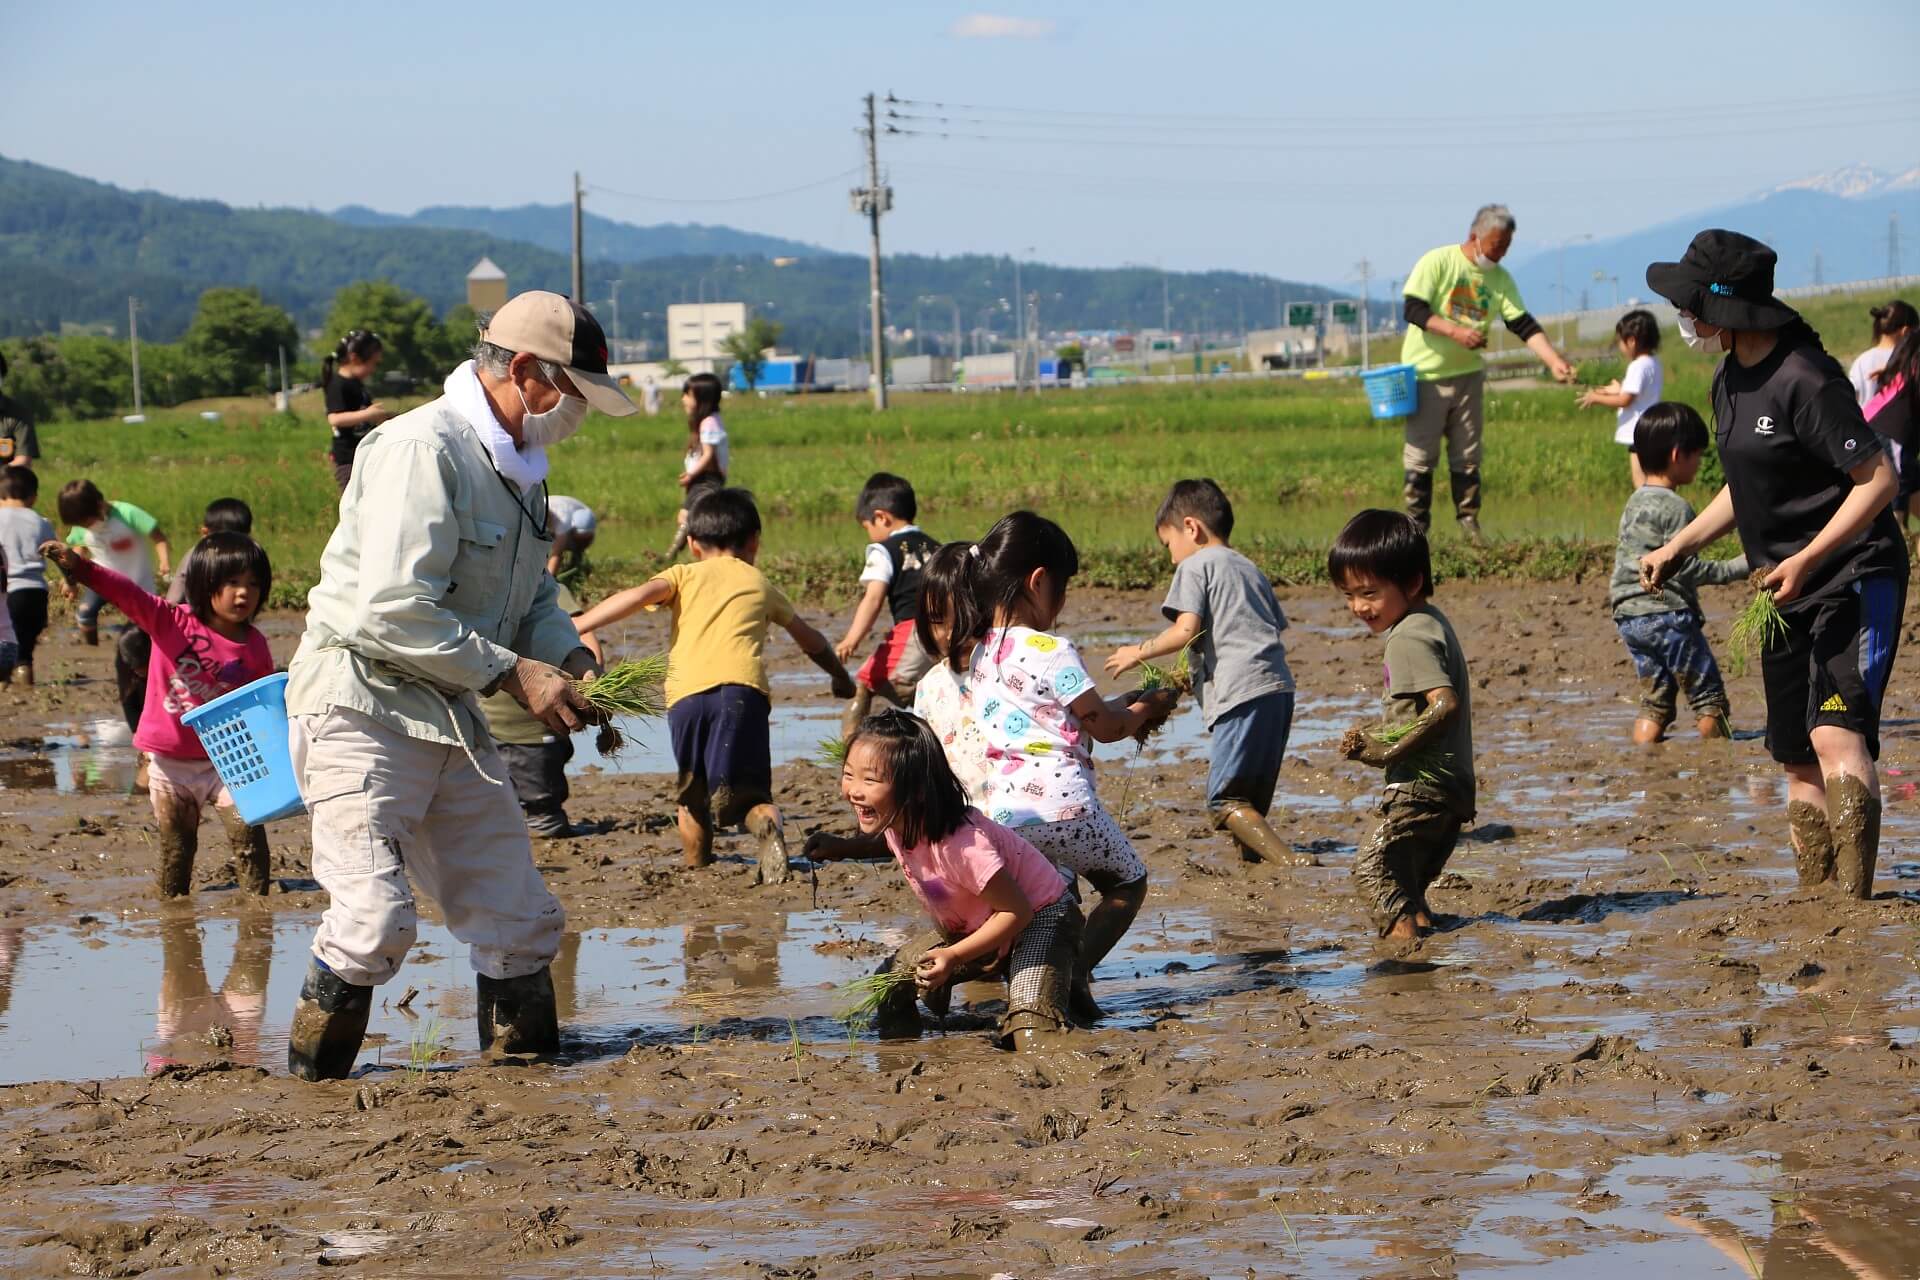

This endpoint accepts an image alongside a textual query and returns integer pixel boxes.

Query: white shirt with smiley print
[967,625,1100,828]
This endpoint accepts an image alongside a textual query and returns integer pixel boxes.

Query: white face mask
[1471,251,1496,270]
[1677,313,1723,353]
[516,363,590,446]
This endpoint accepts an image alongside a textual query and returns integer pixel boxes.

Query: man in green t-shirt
[1398,204,1577,540]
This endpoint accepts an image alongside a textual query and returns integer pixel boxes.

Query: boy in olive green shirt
[1330,510,1475,940]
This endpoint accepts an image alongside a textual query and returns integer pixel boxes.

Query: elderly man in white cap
[283,291,636,1080]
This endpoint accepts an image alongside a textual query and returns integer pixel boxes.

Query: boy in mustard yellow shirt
[571,488,854,883]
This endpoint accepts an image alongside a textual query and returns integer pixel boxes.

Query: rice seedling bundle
[1725,571,1788,679]
[837,968,918,1024]
[1371,718,1453,786]
[572,654,669,756]
[817,736,850,769]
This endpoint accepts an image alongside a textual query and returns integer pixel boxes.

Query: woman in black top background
[1640,230,1907,904]
[1865,328,1920,532]
[321,330,389,490]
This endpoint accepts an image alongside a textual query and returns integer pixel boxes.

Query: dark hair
[1155,477,1234,539]
[183,532,272,624]
[913,541,975,665]
[684,372,724,440]
[1870,300,1918,340]
[1327,509,1433,597]
[943,511,1080,672]
[1877,327,1920,395]
[856,471,917,523]
[1632,401,1710,474]
[846,709,971,847]
[0,466,38,503]
[320,329,383,390]
[201,497,253,535]
[56,479,108,527]
[684,486,760,553]
[1615,308,1661,354]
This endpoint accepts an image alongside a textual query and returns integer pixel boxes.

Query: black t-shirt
[0,393,39,466]
[1713,324,1908,613]
[883,528,941,623]
[324,374,374,464]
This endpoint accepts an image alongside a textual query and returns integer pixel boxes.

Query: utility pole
[1162,269,1171,333]
[1356,258,1371,370]
[1012,255,1025,391]
[128,296,144,417]
[852,93,891,410]
[571,172,585,303]
[1812,250,1825,288]
[278,344,289,413]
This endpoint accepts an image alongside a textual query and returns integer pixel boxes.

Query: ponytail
[325,329,384,390]
[1871,300,1918,341]
[319,355,337,389]
[950,511,1080,666]
[1879,327,1920,394]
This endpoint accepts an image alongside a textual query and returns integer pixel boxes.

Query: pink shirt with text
[886,810,1068,942]
[70,560,273,761]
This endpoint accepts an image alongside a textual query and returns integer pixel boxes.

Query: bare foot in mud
[1384,915,1420,941]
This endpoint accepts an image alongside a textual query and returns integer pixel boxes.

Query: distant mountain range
[1503,164,1920,312]
[329,203,833,263]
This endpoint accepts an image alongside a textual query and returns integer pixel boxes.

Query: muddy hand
[39,540,83,575]
[915,948,955,992]
[1338,727,1370,761]
[1761,558,1806,605]
[502,657,589,734]
[1639,546,1678,593]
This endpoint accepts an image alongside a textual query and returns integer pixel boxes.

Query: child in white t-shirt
[1580,309,1664,486]
[949,511,1177,1018]
[666,372,728,560]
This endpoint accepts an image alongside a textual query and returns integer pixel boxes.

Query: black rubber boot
[1402,469,1434,533]
[1451,468,1485,544]
[477,967,561,1057]
[287,960,372,1081]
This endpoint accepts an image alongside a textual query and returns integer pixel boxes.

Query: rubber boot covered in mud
[1451,468,1484,545]
[1788,798,1837,888]
[288,959,373,1081]
[1218,803,1317,867]
[750,809,792,886]
[1402,469,1434,534]
[219,808,272,896]
[476,967,561,1057]
[1827,774,1881,900]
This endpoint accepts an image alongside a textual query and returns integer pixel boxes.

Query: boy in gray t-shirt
[0,467,57,685]
[1106,479,1307,867]
[1330,509,1475,940]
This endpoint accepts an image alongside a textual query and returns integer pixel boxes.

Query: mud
[3,584,1919,1276]
[1826,772,1882,901]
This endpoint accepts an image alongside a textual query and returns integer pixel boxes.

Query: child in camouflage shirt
[1609,403,1748,743]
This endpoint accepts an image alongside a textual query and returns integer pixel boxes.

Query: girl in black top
[1641,230,1907,903]
[321,330,389,490]
[1865,328,1920,528]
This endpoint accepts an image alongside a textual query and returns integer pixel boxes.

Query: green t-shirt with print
[1399,244,1529,381]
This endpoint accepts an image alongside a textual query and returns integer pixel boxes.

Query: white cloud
[949,13,1057,39]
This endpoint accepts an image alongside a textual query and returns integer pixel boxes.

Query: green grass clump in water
[1726,573,1788,678]
[575,654,669,755]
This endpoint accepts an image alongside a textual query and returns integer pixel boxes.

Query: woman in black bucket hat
[1639,229,1907,903]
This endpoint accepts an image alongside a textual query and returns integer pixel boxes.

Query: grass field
[29,289,1896,608]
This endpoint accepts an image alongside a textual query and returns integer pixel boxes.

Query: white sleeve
[858,542,894,585]
[1620,356,1652,397]
[700,418,727,446]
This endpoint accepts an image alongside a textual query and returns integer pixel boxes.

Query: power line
[585,169,859,206]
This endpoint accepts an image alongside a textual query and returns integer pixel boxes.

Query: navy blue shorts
[669,683,773,826]
[1206,690,1294,821]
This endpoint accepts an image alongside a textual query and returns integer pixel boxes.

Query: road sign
[1286,302,1318,327]
[1330,301,1359,324]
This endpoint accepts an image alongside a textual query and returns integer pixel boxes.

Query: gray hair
[471,339,516,377]
[1471,204,1516,238]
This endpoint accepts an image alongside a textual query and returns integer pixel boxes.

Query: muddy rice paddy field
[1,582,1918,1277]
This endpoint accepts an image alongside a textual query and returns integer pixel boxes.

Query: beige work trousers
[291,706,565,987]
[1401,369,1486,473]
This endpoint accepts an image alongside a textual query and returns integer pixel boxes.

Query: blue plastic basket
[180,672,306,825]
[1361,363,1419,419]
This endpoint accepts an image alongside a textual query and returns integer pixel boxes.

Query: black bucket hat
[1646,229,1798,331]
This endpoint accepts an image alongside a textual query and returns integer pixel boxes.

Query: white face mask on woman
[516,363,590,446]
[1677,313,1724,354]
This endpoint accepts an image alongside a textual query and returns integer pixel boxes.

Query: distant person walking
[665,372,727,560]
[1848,300,1915,406]
[0,353,40,470]
[1398,204,1577,541]
[642,376,661,416]
[321,330,391,491]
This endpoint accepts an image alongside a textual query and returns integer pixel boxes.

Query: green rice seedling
[573,654,669,756]
[407,1017,446,1079]
[837,968,918,1025]
[1371,719,1453,786]
[817,736,849,769]
[1726,572,1788,678]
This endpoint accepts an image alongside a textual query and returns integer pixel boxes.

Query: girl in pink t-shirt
[43,532,275,899]
[819,709,1081,1050]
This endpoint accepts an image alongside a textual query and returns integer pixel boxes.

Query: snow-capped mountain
[1770,165,1920,200]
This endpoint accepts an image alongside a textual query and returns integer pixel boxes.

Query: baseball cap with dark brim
[1645,229,1799,331]
[480,291,639,417]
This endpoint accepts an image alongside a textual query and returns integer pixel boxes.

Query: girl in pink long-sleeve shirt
[43,532,276,898]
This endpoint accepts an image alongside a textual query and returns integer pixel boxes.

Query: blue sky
[8,1,1919,287]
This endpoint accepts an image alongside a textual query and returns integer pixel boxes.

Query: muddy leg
[747,803,791,885]
[155,795,201,899]
[1217,803,1317,867]
[1784,762,1837,887]
[677,804,714,869]
[841,685,875,742]
[1402,469,1434,535]
[1825,774,1881,901]
[219,808,272,896]
[1081,875,1146,974]
[1450,468,1484,544]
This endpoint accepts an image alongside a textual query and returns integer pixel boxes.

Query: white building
[667,302,747,362]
